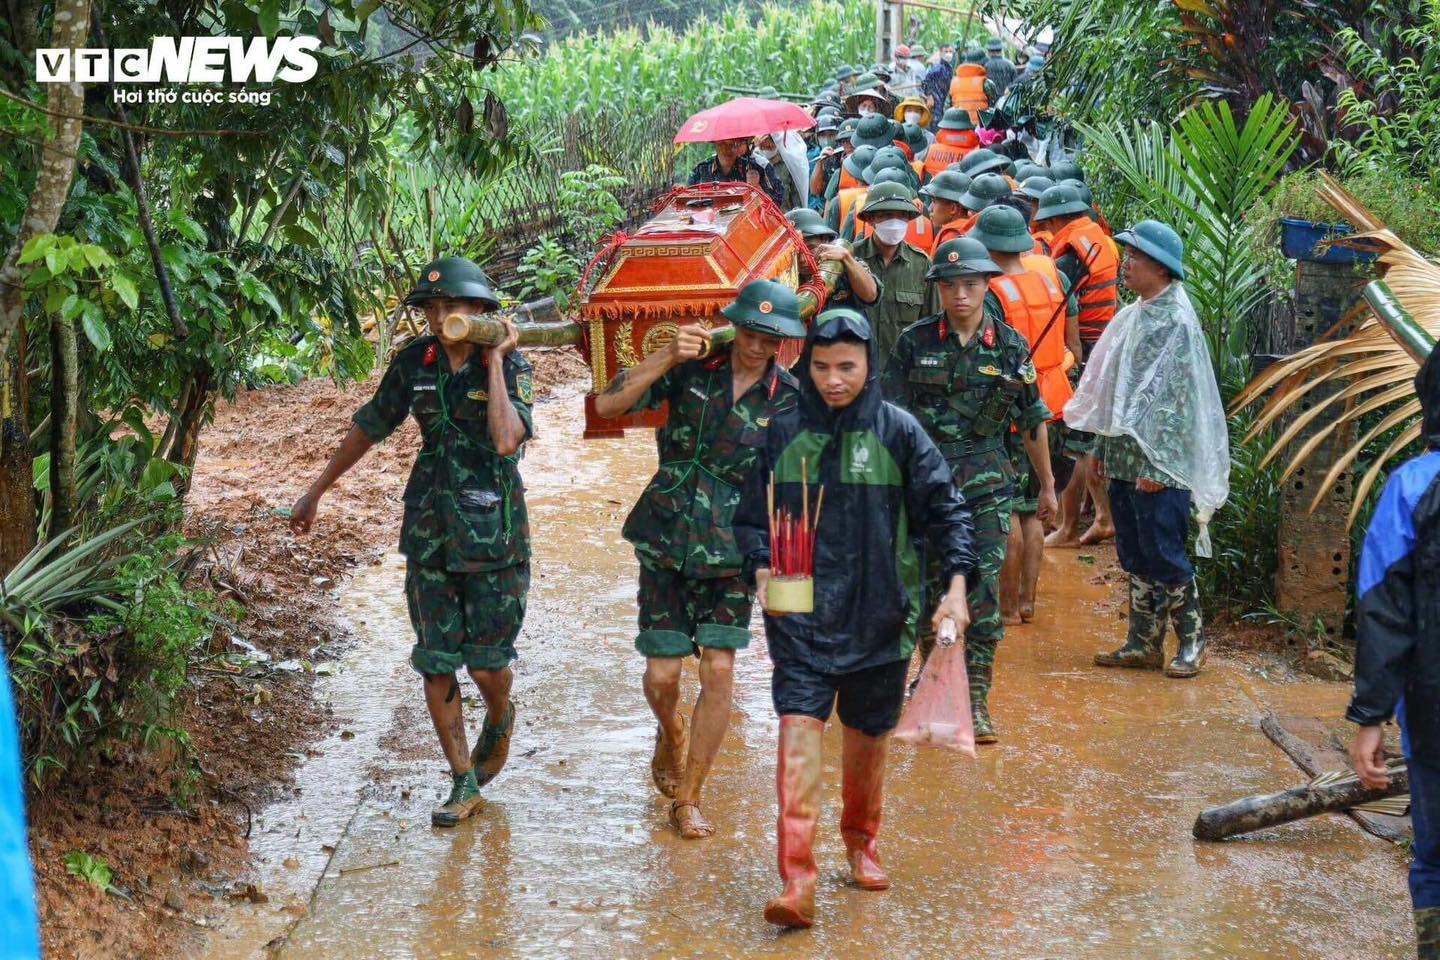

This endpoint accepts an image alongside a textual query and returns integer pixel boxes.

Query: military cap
[816,113,840,134]
[858,181,920,220]
[405,256,500,309]
[909,44,928,61]
[871,63,893,82]
[835,117,860,142]
[921,169,971,203]
[843,145,879,181]
[894,95,932,128]
[986,36,1004,53]
[836,64,859,82]
[1050,159,1085,183]
[926,237,1002,280]
[851,114,895,149]
[1115,219,1186,280]
[1013,160,1045,182]
[963,45,986,63]
[1033,183,1091,220]
[937,107,975,131]
[868,167,913,189]
[959,172,1012,212]
[721,279,806,339]
[786,207,838,240]
[1058,177,1093,206]
[966,205,1033,253]
[1018,175,1055,201]
[899,122,929,157]
[1026,54,1045,72]
[957,148,1009,178]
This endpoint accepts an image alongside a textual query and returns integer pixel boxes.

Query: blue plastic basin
[1279,217,1378,264]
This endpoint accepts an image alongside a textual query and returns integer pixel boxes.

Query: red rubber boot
[840,725,891,891]
[763,715,824,928]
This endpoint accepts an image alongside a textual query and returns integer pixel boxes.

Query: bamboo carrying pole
[1364,280,1437,363]
[1192,761,1409,842]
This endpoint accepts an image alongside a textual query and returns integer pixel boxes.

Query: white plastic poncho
[1064,282,1230,556]
[771,129,809,208]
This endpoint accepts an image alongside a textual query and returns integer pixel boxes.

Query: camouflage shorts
[636,563,753,658]
[1006,429,1040,515]
[405,561,529,675]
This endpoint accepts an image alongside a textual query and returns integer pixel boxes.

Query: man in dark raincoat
[735,309,976,930]
[1349,343,1440,959]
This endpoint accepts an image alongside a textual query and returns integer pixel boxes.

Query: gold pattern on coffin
[588,317,609,392]
[641,322,680,358]
[614,322,641,368]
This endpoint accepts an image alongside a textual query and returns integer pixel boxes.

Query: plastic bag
[893,624,975,756]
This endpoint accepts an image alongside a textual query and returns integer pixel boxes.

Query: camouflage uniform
[881,305,1050,725]
[624,351,800,657]
[353,335,534,675]
[851,235,940,367]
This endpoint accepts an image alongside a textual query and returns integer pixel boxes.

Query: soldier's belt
[937,437,1005,459]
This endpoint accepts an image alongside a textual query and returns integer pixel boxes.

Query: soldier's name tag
[977,364,1002,376]
[413,382,437,392]
[689,385,709,400]
[917,355,943,367]
[467,389,489,402]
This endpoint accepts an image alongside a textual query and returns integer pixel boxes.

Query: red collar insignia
[423,342,438,366]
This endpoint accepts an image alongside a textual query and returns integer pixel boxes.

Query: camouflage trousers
[1126,576,1203,654]
[405,561,529,675]
[922,493,1011,688]
[635,562,754,658]
[1006,428,1041,515]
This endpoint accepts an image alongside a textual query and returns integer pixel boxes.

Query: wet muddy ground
[201,383,1412,959]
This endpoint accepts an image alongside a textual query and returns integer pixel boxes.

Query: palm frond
[1233,171,1440,526]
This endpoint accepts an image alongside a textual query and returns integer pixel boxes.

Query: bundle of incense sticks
[767,458,825,578]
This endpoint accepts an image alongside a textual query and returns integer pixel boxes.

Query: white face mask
[904,109,923,124]
[857,103,876,117]
[759,147,779,161]
[942,52,954,63]
[873,218,909,245]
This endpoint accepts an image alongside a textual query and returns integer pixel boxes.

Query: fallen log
[1193,761,1408,841]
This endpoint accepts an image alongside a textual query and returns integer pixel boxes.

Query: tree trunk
[166,364,213,494]
[47,315,78,534]
[1192,763,1409,841]
[0,0,91,573]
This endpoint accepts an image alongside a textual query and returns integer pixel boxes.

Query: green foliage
[1193,414,1283,618]
[63,851,113,893]
[1077,95,1299,393]
[558,165,628,253]
[515,238,582,311]
[1331,20,1440,183]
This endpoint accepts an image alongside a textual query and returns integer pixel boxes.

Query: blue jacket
[0,648,40,958]
[1347,344,1440,765]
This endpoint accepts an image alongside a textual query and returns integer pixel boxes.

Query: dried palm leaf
[1232,172,1440,526]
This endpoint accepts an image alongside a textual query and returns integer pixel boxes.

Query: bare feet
[1045,527,1080,548]
[1077,522,1115,546]
[1002,612,1023,626]
[1019,602,1035,623]
[670,800,715,839]
[650,714,688,799]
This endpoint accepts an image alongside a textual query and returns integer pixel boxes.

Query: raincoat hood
[797,311,884,430]
[1422,342,1440,449]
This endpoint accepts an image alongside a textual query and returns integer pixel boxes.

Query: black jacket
[1346,345,1440,764]
[735,321,976,674]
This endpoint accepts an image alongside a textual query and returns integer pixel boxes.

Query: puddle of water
[202,390,1413,959]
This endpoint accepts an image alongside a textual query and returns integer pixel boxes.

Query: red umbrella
[674,97,816,143]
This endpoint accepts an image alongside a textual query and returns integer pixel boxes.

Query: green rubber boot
[970,662,998,745]
[1095,576,1167,669]
[1164,580,1207,678]
[431,769,482,827]
[470,701,515,788]
[1417,906,1440,960]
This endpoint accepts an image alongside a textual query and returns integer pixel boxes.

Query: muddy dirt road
[200,383,1411,959]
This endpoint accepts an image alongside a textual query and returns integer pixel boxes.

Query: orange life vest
[1051,217,1120,343]
[1032,229,1054,256]
[933,212,978,250]
[921,130,979,180]
[838,166,861,191]
[948,63,988,123]
[990,269,1073,421]
[835,186,868,238]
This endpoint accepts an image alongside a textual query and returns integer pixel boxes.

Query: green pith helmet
[852,114,894,149]
[967,205,1033,253]
[958,148,1008,178]
[836,64,859,82]
[910,45,928,61]
[816,113,840,133]
[858,181,920,220]
[1033,183,1091,221]
[868,167,912,189]
[959,172,1012,212]
[927,237,1002,280]
[922,169,972,202]
[986,36,1004,53]
[843,145,879,181]
[963,45,986,64]
[900,122,929,156]
[721,278,806,339]
[937,107,975,131]
[847,71,884,94]
[405,256,500,309]
[1026,54,1045,72]
[870,63,893,81]
[870,145,910,168]
[1058,177,1094,206]
[1018,175,1055,201]
[1115,219,1186,280]
[1014,160,1045,182]
[1050,159,1085,182]
[821,79,839,92]
[836,117,860,141]
[787,207,838,240]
